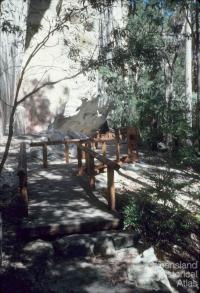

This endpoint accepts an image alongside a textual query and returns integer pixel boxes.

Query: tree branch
[16,69,84,106]
[0,97,13,108]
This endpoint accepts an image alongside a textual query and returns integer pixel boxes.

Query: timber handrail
[79,145,120,171]
[30,138,89,147]
[17,142,28,217]
[30,139,90,168]
[78,143,120,211]
[30,137,121,167]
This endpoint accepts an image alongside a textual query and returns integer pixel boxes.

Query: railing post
[88,154,95,189]
[127,127,139,162]
[82,143,86,160]
[85,142,95,189]
[115,138,120,163]
[85,142,90,173]
[107,167,115,211]
[77,143,83,176]
[95,131,100,149]
[43,143,48,168]
[102,141,107,162]
[64,141,69,164]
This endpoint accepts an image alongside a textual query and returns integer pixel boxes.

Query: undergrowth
[123,168,200,247]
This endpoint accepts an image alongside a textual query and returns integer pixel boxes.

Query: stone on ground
[22,239,54,264]
[127,247,173,292]
[54,231,139,258]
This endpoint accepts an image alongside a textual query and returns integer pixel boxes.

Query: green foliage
[99,65,137,128]
[123,200,141,231]
[98,0,193,147]
[123,168,198,244]
[177,146,200,171]
[123,194,196,244]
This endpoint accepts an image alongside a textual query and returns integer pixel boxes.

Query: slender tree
[195,0,200,149]
[185,3,193,131]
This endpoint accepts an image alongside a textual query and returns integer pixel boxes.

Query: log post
[82,143,86,159]
[77,144,83,176]
[107,167,115,211]
[102,141,107,162]
[43,143,48,168]
[127,127,139,162]
[95,131,100,149]
[88,154,95,189]
[64,141,69,163]
[115,138,120,163]
[85,142,90,174]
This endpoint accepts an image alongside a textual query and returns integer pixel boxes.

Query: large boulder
[127,247,173,292]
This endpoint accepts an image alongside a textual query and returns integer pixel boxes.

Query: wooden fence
[78,142,120,211]
[30,137,121,168]
[30,138,122,211]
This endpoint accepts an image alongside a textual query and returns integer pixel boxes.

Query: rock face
[0,0,128,136]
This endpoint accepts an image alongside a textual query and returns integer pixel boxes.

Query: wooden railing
[30,137,121,168]
[17,142,28,217]
[30,138,121,211]
[78,143,120,211]
[30,139,89,168]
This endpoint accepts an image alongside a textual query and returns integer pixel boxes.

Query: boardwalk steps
[17,135,139,239]
[19,162,122,239]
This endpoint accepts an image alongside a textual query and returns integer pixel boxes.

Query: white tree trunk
[0,0,29,135]
[185,7,193,130]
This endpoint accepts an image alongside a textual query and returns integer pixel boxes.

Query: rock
[127,247,173,292]
[54,231,139,258]
[94,237,116,256]
[111,231,140,250]
[133,247,157,264]
[1,0,128,135]
[112,247,139,264]
[22,239,54,264]
[54,234,94,258]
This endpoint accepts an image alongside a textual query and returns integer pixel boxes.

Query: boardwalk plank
[20,162,121,238]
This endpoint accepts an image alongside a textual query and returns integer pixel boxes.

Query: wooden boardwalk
[20,159,121,239]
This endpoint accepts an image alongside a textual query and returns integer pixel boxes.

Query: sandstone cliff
[0,0,127,137]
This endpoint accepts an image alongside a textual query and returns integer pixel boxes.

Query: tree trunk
[0,104,16,174]
[185,6,193,131]
[164,59,174,148]
[196,0,200,150]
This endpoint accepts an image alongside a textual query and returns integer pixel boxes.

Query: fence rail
[30,137,122,168]
[78,143,120,211]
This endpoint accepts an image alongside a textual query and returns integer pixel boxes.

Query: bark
[0,211,2,265]
[164,59,174,147]
[196,0,200,150]
[185,6,193,131]
[0,104,16,174]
